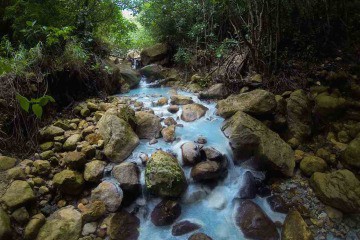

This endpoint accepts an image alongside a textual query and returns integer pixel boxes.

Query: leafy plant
[16,94,55,119]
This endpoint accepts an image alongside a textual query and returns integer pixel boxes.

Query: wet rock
[181,142,201,166]
[164,117,177,126]
[191,161,222,182]
[199,83,229,100]
[0,156,16,171]
[1,180,35,209]
[135,111,162,139]
[0,208,11,239]
[91,181,123,212]
[63,134,82,151]
[112,163,141,206]
[36,206,82,240]
[188,233,213,240]
[62,151,87,170]
[145,150,187,197]
[39,125,64,141]
[120,68,141,89]
[141,43,169,66]
[84,160,106,182]
[97,113,139,162]
[314,93,346,118]
[286,90,312,142]
[310,170,360,213]
[342,136,360,169]
[170,95,194,105]
[157,97,168,106]
[172,220,201,236]
[222,111,295,177]
[281,210,313,240]
[217,89,277,119]
[24,213,45,240]
[201,147,225,162]
[79,200,106,223]
[300,156,327,177]
[108,210,140,240]
[162,125,176,142]
[239,171,257,199]
[151,200,181,226]
[197,136,207,144]
[267,195,289,213]
[140,64,164,81]
[235,200,279,240]
[168,105,180,113]
[181,103,208,122]
[53,170,84,195]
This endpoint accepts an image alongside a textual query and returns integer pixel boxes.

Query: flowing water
[110,79,286,239]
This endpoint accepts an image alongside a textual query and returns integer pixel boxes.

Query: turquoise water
[115,82,286,240]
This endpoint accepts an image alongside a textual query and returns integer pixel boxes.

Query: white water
[114,81,286,240]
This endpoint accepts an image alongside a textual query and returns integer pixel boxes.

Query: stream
[109,79,286,239]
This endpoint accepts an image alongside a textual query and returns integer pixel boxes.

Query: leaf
[16,94,30,112]
[26,21,33,27]
[32,104,43,119]
[39,95,55,106]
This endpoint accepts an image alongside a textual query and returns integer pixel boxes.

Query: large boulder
[97,113,139,162]
[181,104,208,122]
[310,170,360,213]
[36,206,82,240]
[286,90,312,141]
[0,208,11,239]
[108,210,140,240]
[141,43,170,66]
[145,151,187,197]
[235,200,279,240]
[222,111,295,177]
[139,64,164,81]
[1,180,35,209]
[135,111,162,139]
[216,89,277,119]
[281,210,313,240]
[91,181,123,212]
[199,83,229,100]
[120,68,141,89]
[342,136,360,169]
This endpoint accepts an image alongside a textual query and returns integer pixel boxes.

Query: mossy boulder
[141,43,170,66]
[0,208,11,239]
[36,206,82,240]
[314,93,346,118]
[310,170,360,213]
[1,180,35,209]
[300,156,328,177]
[145,151,187,197]
[216,89,277,119]
[342,136,360,169]
[24,213,45,240]
[53,170,84,195]
[222,111,295,177]
[39,125,64,141]
[97,113,139,162]
[281,210,313,240]
[0,156,16,171]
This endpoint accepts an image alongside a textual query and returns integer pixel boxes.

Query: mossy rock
[342,137,360,169]
[300,156,328,177]
[145,150,187,197]
[0,208,11,239]
[0,156,16,171]
[53,170,84,195]
[314,93,346,118]
[1,180,35,209]
[281,210,313,240]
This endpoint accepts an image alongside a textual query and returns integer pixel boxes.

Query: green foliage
[174,48,192,66]
[16,94,55,119]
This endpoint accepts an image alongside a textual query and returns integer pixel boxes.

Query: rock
[181,142,201,166]
[181,103,208,122]
[1,180,35,209]
[157,97,168,106]
[267,195,289,213]
[286,90,312,141]
[108,210,140,240]
[11,207,29,224]
[222,111,295,176]
[40,150,54,160]
[188,233,213,240]
[63,134,82,151]
[314,93,346,118]
[145,150,187,197]
[135,111,162,139]
[0,156,16,171]
[112,163,141,205]
[342,136,360,169]
[197,136,207,144]
[281,210,313,240]
[164,117,177,126]
[120,69,141,89]
[53,170,84,195]
[139,64,164,81]
[300,156,328,177]
[141,43,169,66]
[62,151,87,170]
[80,107,91,117]
[310,170,360,213]
[24,213,45,240]
[79,201,106,222]
[97,113,139,162]
[91,181,123,212]
[172,220,201,236]
[201,147,224,162]
[199,83,229,100]
[39,125,64,140]
[84,160,106,182]
[235,200,279,240]
[151,200,181,226]
[239,171,257,199]
[162,125,176,142]
[36,206,82,240]
[191,161,223,182]
[168,105,180,113]
[170,95,194,105]
[33,160,51,175]
[82,222,97,235]
[217,89,277,119]
[0,208,11,239]
[6,166,25,180]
